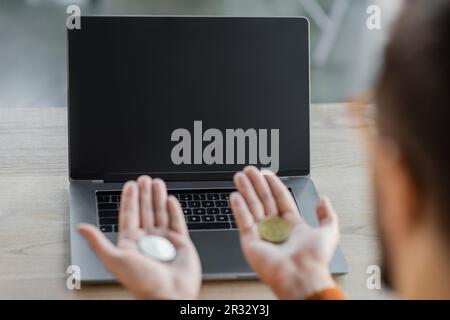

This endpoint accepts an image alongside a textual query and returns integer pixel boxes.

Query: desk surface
[0,104,390,299]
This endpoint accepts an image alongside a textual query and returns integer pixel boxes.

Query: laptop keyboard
[96,189,237,233]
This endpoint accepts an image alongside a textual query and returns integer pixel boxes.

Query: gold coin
[258,217,291,243]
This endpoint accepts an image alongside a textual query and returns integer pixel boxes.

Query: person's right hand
[78,176,202,300]
[230,166,340,300]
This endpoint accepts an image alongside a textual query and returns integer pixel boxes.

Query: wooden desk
[0,104,390,299]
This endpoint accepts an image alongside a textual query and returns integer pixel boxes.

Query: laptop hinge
[92,179,104,184]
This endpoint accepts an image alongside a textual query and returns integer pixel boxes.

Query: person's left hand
[230,166,339,299]
[78,176,202,299]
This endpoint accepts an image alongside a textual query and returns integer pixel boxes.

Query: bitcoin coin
[258,217,291,243]
[137,235,176,262]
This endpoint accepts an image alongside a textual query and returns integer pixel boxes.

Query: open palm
[78,176,201,299]
[230,166,339,299]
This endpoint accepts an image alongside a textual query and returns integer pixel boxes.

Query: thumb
[78,223,120,265]
[316,197,339,242]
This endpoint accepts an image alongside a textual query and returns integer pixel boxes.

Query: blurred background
[0,0,403,108]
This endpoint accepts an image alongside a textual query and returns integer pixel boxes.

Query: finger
[261,170,302,224]
[316,197,339,241]
[167,195,188,235]
[243,166,278,217]
[152,178,169,228]
[78,224,120,264]
[119,181,139,231]
[230,192,258,241]
[137,175,154,231]
[233,171,265,221]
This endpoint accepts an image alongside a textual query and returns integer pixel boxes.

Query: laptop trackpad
[189,230,254,278]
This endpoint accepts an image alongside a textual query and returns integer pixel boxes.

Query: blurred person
[79,0,450,299]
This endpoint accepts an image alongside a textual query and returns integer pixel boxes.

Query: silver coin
[137,235,177,262]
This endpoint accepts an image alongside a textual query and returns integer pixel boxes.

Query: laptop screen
[68,16,310,181]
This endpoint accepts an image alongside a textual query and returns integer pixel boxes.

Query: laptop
[68,16,348,281]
